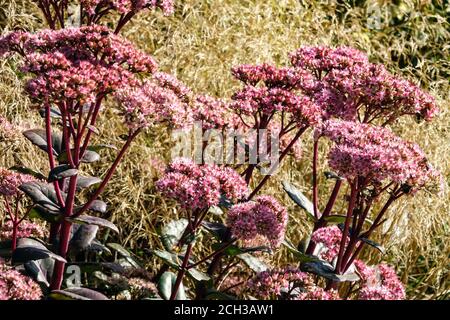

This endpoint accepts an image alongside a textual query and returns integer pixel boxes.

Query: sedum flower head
[311,225,345,262]
[248,266,312,299]
[227,195,288,248]
[193,95,240,130]
[355,261,406,300]
[320,120,441,192]
[128,277,158,299]
[230,63,323,127]
[0,167,36,197]
[0,220,47,241]
[114,76,192,129]
[0,263,42,300]
[289,46,438,124]
[248,266,339,300]
[1,25,157,106]
[156,158,248,211]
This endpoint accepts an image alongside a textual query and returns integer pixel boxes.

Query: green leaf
[187,268,211,282]
[325,215,373,226]
[69,224,99,254]
[50,288,109,300]
[9,165,46,180]
[29,206,63,223]
[302,260,360,282]
[359,237,386,254]
[324,171,343,180]
[323,215,347,224]
[67,215,118,233]
[23,129,63,155]
[107,243,132,257]
[236,253,268,273]
[57,149,100,163]
[87,240,111,255]
[75,176,102,190]
[23,257,55,287]
[107,243,142,268]
[152,249,181,269]
[48,164,78,182]
[12,238,67,264]
[160,219,188,252]
[158,271,187,300]
[282,239,319,263]
[297,236,311,254]
[39,107,62,119]
[282,181,317,221]
[243,246,273,254]
[219,194,233,209]
[211,243,243,256]
[201,221,229,241]
[19,181,63,212]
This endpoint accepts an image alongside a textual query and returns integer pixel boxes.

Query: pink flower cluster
[193,95,240,130]
[0,263,42,300]
[231,63,323,127]
[80,0,174,16]
[232,63,315,89]
[248,266,339,300]
[0,220,47,241]
[311,225,346,262]
[218,275,245,296]
[114,75,192,129]
[289,46,439,123]
[0,26,157,105]
[290,46,368,75]
[153,72,192,100]
[156,158,248,211]
[295,287,340,300]
[227,195,288,248]
[355,260,406,300]
[128,277,158,299]
[248,266,312,299]
[0,167,36,197]
[319,120,441,190]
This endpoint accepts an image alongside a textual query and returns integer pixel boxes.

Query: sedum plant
[0,2,443,301]
[0,0,179,299]
[152,46,441,300]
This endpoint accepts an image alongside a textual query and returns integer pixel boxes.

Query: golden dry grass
[0,0,449,299]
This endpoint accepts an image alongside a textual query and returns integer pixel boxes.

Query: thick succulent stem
[170,242,194,300]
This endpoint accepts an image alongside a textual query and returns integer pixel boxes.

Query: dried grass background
[0,0,449,299]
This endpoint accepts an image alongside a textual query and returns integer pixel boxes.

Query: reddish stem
[305,179,342,255]
[187,239,236,269]
[11,222,18,251]
[247,126,307,200]
[312,139,319,219]
[4,197,18,250]
[50,174,78,290]
[343,193,401,271]
[335,180,358,274]
[169,242,194,300]
[73,129,140,218]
